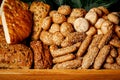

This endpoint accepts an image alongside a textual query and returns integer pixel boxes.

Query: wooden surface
[0,69,120,80]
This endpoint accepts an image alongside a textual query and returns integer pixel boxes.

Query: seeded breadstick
[88,34,103,51]
[53,53,75,63]
[94,45,110,69]
[61,32,86,47]
[77,35,92,57]
[103,63,120,69]
[98,29,113,49]
[53,59,82,69]
[81,47,99,69]
[51,42,81,57]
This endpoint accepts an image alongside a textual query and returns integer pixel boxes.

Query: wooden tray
[0,69,120,80]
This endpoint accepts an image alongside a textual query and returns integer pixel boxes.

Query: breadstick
[53,53,75,63]
[98,29,113,49]
[103,63,120,69]
[94,45,110,69]
[53,59,82,69]
[81,47,99,69]
[88,34,103,51]
[86,26,97,36]
[61,32,86,47]
[106,55,114,64]
[109,38,120,48]
[77,35,92,57]
[51,42,81,57]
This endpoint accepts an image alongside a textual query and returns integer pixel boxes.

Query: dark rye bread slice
[1,0,32,44]
[30,41,53,69]
[0,26,33,69]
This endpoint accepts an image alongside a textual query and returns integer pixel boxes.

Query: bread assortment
[0,0,120,69]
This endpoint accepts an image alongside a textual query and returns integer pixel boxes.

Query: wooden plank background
[0,69,120,80]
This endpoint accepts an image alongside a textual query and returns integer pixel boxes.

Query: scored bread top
[1,0,32,44]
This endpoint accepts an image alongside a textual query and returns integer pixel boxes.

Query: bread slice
[30,41,53,69]
[30,1,50,40]
[1,0,32,44]
[0,26,33,69]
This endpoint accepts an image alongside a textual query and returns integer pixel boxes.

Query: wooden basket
[0,69,120,80]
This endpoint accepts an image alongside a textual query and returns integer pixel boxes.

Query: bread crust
[1,0,32,44]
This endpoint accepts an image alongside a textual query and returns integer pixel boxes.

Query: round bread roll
[67,16,77,25]
[74,17,89,32]
[85,11,98,25]
[49,23,60,34]
[70,8,87,18]
[89,7,103,17]
[40,31,53,45]
[52,32,64,46]
[95,18,105,29]
[107,13,119,24]
[58,5,71,15]
[52,12,66,24]
[49,10,57,17]
[41,16,52,30]
[60,22,74,36]
[101,20,113,34]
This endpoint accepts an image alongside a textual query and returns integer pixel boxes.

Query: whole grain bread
[0,26,33,69]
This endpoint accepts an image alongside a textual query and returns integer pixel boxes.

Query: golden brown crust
[109,38,120,48]
[30,1,50,40]
[81,47,99,69]
[0,27,33,69]
[103,63,120,69]
[58,5,72,15]
[70,8,87,18]
[53,59,82,69]
[88,34,103,51]
[98,29,113,49]
[51,42,81,57]
[77,35,92,57]
[61,32,86,47]
[94,45,111,69]
[2,0,32,44]
[52,53,75,64]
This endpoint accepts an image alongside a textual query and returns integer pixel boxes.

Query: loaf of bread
[1,0,32,44]
[0,27,33,69]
